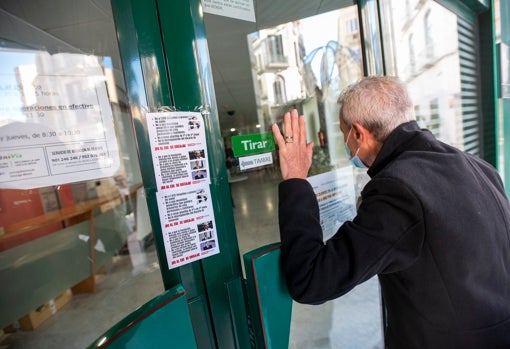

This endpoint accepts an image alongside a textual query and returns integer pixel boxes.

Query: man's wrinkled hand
[272,109,314,180]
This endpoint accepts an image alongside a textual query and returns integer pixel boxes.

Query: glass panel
[0,2,163,347]
[494,0,506,183]
[236,6,383,348]
[245,7,366,174]
[380,0,481,154]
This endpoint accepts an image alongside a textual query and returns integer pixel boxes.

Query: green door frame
[111,0,250,348]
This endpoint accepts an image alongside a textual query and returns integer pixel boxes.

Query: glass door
[206,4,385,348]
[207,0,490,347]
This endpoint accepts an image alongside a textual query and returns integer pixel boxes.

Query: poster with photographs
[147,111,210,190]
[147,111,219,269]
[156,184,219,268]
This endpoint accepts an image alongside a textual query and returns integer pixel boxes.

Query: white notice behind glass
[0,50,120,189]
[201,0,255,22]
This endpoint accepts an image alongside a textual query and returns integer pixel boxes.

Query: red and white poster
[147,111,219,269]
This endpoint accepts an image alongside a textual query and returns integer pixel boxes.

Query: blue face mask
[344,128,368,169]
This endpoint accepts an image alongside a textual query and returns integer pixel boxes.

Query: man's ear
[351,122,367,143]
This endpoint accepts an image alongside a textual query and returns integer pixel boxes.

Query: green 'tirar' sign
[231,132,275,157]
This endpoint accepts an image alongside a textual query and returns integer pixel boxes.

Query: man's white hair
[338,76,416,142]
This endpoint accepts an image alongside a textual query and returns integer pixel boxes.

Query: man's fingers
[272,123,285,148]
[299,115,307,145]
[291,109,299,141]
[272,109,313,180]
[283,111,291,137]
[274,109,308,148]
[306,142,314,159]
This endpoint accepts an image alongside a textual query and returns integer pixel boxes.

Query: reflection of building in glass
[326,6,363,167]
[383,0,481,153]
[248,22,306,131]
[248,6,363,171]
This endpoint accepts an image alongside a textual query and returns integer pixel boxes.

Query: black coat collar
[367,121,434,178]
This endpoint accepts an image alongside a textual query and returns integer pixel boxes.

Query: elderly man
[272,76,510,348]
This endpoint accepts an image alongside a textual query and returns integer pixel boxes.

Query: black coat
[278,121,510,348]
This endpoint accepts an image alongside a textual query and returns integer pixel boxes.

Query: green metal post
[111,0,250,347]
[479,3,497,166]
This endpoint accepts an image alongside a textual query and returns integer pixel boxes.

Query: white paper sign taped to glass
[156,184,219,269]
[307,167,357,241]
[0,50,120,189]
[239,152,273,171]
[147,112,210,190]
[147,111,219,269]
[201,0,255,22]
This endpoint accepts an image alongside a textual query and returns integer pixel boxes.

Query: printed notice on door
[0,51,120,189]
[307,167,357,241]
[201,0,255,22]
[147,111,219,269]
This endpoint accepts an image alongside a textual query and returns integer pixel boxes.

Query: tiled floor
[232,169,384,349]
[0,169,383,348]
[0,251,164,349]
